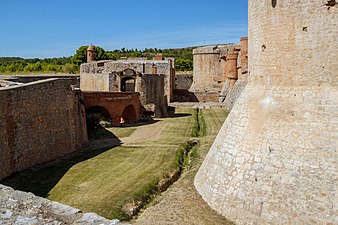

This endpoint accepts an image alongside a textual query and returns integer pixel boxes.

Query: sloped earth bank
[134,108,234,225]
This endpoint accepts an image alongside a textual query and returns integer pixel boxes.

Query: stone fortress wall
[188,38,248,108]
[80,59,174,117]
[80,59,175,102]
[195,0,337,224]
[190,44,238,102]
[0,78,88,180]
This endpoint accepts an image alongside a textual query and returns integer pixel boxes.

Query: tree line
[0,46,193,74]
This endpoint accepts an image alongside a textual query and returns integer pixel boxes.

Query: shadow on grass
[1,123,122,198]
[1,145,119,198]
[0,106,189,199]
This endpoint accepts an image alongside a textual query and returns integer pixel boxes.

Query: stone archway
[120,69,137,92]
[121,104,137,124]
[121,77,135,92]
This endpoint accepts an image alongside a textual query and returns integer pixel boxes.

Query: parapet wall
[195,0,337,224]
[0,78,88,180]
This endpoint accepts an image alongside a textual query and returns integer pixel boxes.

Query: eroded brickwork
[195,0,338,224]
[0,78,88,180]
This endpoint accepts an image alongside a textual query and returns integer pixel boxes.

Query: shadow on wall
[167,106,193,118]
[173,89,199,102]
[0,107,190,197]
[1,113,122,197]
[0,144,118,198]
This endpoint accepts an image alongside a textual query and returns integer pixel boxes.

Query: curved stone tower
[87,44,95,63]
[195,0,337,224]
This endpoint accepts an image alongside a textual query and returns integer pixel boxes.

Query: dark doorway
[121,77,135,92]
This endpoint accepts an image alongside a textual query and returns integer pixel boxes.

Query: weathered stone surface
[0,184,122,225]
[195,1,338,224]
[0,78,88,180]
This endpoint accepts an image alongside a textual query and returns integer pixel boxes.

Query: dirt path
[133,166,233,225]
[120,120,167,145]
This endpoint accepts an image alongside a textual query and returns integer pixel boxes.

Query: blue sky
[0,0,248,58]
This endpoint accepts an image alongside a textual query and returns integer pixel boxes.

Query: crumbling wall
[195,0,337,224]
[0,78,88,180]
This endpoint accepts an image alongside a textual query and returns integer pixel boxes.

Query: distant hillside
[0,46,194,74]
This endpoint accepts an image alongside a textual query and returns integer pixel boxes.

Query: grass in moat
[1,107,229,222]
[133,108,231,225]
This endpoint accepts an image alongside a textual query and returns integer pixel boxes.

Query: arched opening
[86,106,116,139]
[86,106,112,128]
[121,104,137,124]
[121,77,135,92]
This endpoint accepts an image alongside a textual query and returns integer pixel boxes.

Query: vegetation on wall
[0,46,193,74]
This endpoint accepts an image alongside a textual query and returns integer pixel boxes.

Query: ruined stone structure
[83,92,142,126]
[195,0,338,224]
[80,59,174,117]
[0,78,88,180]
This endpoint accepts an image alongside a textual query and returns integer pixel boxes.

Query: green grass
[48,145,176,220]
[1,107,228,222]
[195,108,228,162]
[48,108,196,220]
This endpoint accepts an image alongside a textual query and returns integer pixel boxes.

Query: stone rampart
[195,0,337,224]
[0,78,88,180]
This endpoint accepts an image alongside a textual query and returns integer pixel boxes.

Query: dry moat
[1,106,232,224]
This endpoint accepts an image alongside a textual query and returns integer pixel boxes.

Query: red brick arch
[83,92,141,126]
